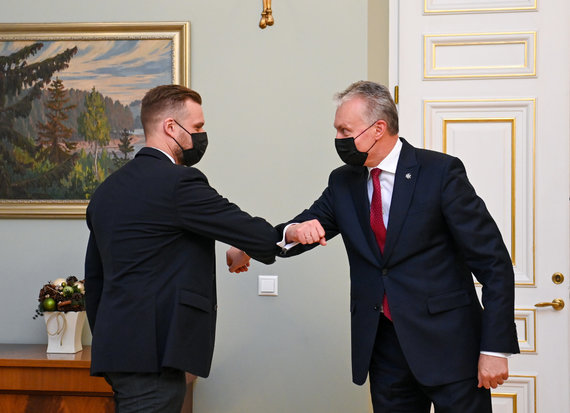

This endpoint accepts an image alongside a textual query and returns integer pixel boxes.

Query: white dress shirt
[366,138,402,229]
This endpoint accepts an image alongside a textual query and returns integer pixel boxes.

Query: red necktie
[370,168,392,320]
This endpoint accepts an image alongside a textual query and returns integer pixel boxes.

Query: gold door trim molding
[515,308,537,353]
[424,99,536,286]
[424,0,537,14]
[424,32,536,79]
[443,118,517,266]
[491,374,537,413]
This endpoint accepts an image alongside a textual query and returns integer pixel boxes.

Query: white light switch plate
[258,275,278,296]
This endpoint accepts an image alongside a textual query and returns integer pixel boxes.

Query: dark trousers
[369,314,492,413]
[104,367,186,413]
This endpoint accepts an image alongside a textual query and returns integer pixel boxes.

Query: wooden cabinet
[0,344,193,413]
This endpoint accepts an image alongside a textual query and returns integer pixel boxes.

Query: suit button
[373,305,380,311]
[382,269,388,275]
[214,305,218,311]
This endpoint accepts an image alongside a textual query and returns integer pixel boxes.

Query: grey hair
[334,81,399,135]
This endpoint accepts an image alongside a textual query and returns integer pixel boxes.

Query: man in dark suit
[85,84,279,412]
[275,81,519,412]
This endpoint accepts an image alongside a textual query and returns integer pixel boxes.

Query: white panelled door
[390,1,570,412]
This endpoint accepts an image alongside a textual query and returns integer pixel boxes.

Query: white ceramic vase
[44,311,86,353]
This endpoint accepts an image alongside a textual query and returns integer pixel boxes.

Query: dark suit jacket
[278,138,519,386]
[85,147,280,377]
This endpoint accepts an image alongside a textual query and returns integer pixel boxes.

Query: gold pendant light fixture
[259,0,274,29]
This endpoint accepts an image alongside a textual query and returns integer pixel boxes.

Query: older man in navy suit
[272,81,519,412]
[85,84,280,412]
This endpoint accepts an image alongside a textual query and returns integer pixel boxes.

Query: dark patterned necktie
[370,168,391,320]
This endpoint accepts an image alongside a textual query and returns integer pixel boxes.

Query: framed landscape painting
[0,22,190,218]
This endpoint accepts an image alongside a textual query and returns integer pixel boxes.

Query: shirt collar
[367,138,402,176]
[148,146,176,164]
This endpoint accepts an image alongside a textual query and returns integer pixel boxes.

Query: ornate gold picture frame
[0,22,190,218]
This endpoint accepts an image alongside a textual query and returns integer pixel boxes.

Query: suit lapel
[349,166,383,265]
[382,139,419,263]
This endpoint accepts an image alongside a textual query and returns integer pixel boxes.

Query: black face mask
[172,120,208,166]
[334,121,378,166]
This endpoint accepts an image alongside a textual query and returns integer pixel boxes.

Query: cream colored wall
[368,0,389,86]
[0,0,384,412]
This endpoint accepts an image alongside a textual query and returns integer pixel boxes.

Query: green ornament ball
[62,286,74,297]
[43,298,56,312]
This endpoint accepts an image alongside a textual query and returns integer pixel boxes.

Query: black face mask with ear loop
[172,120,208,166]
[334,120,379,166]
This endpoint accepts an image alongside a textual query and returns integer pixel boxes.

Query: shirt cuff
[480,351,512,358]
[277,223,299,251]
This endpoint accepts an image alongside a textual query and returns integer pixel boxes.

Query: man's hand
[477,354,509,389]
[226,247,250,273]
[285,219,327,246]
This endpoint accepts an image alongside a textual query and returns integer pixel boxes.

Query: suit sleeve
[276,175,340,258]
[84,219,104,333]
[441,157,519,353]
[174,169,281,264]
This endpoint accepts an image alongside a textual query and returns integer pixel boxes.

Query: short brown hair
[140,84,202,133]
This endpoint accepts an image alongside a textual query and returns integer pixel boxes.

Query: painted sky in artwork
[0,39,173,105]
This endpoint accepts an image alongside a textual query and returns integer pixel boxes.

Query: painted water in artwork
[0,39,172,200]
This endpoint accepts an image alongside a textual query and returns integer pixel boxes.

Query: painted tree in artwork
[36,77,77,164]
[113,128,134,168]
[0,42,78,198]
[117,128,134,158]
[77,87,110,178]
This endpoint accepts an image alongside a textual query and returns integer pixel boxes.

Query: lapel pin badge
[405,173,412,180]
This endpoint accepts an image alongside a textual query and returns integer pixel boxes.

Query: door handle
[534,299,565,311]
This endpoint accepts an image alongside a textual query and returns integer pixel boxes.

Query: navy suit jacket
[85,147,280,377]
[278,138,519,386]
